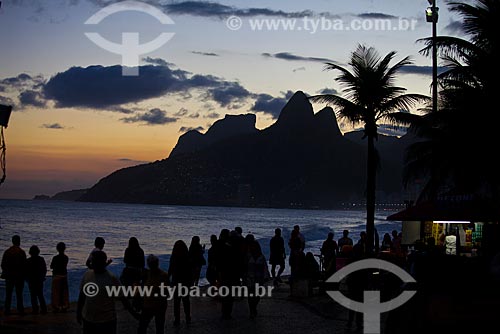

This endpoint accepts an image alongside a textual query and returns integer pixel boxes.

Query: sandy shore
[0,282,351,334]
[2,279,499,334]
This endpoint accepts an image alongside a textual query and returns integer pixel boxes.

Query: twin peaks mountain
[80,91,409,208]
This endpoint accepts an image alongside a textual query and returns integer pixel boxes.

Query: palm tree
[310,45,429,253]
[406,0,500,200]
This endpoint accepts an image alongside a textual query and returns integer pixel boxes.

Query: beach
[0,282,351,334]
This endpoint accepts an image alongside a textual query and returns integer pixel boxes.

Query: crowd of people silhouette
[1,226,410,333]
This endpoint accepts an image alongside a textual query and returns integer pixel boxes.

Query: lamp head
[0,105,12,128]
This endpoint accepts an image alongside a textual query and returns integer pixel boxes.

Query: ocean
[0,199,400,305]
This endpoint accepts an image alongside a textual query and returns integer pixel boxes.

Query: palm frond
[377,94,430,118]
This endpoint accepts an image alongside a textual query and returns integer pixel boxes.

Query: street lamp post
[426,0,439,113]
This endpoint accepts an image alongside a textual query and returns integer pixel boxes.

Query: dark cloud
[356,13,398,19]
[164,1,316,19]
[142,57,172,67]
[19,90,47,108]
[191,51,220,57]
[262,52,334,64]
[42,62,254,110]
[317,88,338,95]
[43,65,188,109]
[40,123,65,129]
[0,73,44,90]
[23,1,337,20]
[0,73,45,110]
[179,126,205,133]
[121,108,178,125]
[444,20,464,35]
[400,65,447,76]
[251,90,294,119]
[188,112,200,118]
[207,82,252,107]
[0,96,15,106]
[1,73,33,87]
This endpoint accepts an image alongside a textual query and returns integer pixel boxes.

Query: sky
[0,0,463,199]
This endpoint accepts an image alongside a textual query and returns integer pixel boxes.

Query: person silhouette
[293,225,305,251]
[1,235,27,316]
[338,230,354,252]
[26,245,47,314]
[269,228,286,284]
[137,255,169,334]
[121,237,145,286]
[321,232,338,275]
[188,236,206,286]
[50,242,69,313]
[77,251,138,334]
[168,240,192,326]
[244,238,268,319]
[288,229,304,282]
[206,234,218,286]
[86,237,112,269]
[215,229,240,320]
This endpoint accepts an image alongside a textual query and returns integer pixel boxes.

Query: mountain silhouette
[79,91,409,208]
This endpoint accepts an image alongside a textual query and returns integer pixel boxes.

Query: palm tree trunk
[366,133,376,255]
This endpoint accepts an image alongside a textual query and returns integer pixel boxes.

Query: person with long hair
[168,240,192,326]
[121,237,145,286]
[188,236,206,286]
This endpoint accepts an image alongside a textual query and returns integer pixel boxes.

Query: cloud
[262,52,334,64]
[293,67,306,72]
[356,13,398,19]
[142,57,172,67]
[251,90,294,118]
[43,65,188,109]
[42,61,254,111]
[317,88,338,95]
[0,73,46,110]
[21,1,338,20]
[205,112,220,119]
[179,126,205,133]
[444,20,464,35]
[191,51,220,57]
[174,107,189,117]
[188,112,200,118]
[19,90,47,108]
[207,81,252,107]
[164,1,317,19]
[121,108,178,125]
[400,65,447,76]
[40,123,65,129]
[0,96,15,106]
[107,106,136,114]
[117,158,149,164]
[0,73,45,91]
